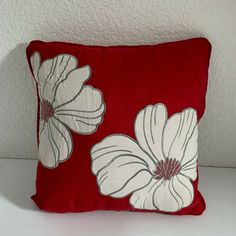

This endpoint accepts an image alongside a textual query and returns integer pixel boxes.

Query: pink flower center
[41,99,54,122]
[154,158,181,180]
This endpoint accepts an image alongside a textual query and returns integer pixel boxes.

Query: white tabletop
[0,159,235,236]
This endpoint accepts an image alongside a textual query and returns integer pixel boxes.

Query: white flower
[90,104,198,212]
[30,52,105,168]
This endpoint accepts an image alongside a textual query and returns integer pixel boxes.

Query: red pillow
[26,38,211,215]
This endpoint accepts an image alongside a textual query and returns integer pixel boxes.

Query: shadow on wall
[0,159,38,211]
[0,44,38,209]
[0,44,38,159]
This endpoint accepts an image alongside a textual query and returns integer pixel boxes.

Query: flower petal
[152,179,180,212]
[91,134,155,197]
[163,108,197,162]
[179,125,198,180]
[152,174,194,212]
[39,118,72,168]
[39,123,56,168]
[180,155,198,181]
[180,161,197,181]
[130,178,163,210]
[38,54,78,102]
[135,104,167,163]
[39,119,45,136]
[91,134,156,174]
[99,168,152,198]
[50,117,73,161]
[172,175,194,209]
[53,65,91,107]
[54,85,105,134]
[30,51,41,82]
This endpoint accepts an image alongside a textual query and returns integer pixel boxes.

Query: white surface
[0,159,235,236]
[0,1,236,167]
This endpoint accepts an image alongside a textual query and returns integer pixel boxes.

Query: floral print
[90,104,197,212]
[30,52,105,168]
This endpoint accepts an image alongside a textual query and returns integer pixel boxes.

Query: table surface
[0,159,235,236]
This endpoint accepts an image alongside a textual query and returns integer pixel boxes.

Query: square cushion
[26,38,211,215]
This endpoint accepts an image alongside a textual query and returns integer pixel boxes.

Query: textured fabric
[26,38,211,215]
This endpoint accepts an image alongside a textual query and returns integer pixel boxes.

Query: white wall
[0,0,235,167]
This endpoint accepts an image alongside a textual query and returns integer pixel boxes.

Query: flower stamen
[41,99,54,122]
[154,158,181,180]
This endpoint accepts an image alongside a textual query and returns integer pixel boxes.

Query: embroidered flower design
[30,52,105,168]
[90,104,198,212]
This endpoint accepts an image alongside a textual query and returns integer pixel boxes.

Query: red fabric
[26,38,211,215]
